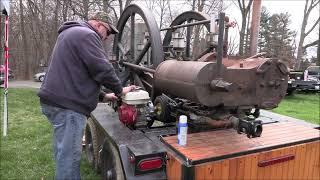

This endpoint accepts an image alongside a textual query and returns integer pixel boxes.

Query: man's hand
[103,93,118,102]
[122,85,136,95]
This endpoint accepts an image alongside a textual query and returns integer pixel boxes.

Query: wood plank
[303,142,314,178]
[195,164,206,180]
[286,145,297,180]
[212,161,222,180]
[280,147,291,180]
[311,142,320,179]
[250,154,258,180]
[235,157,245,180]
[275,148,284,179]
[262,151,273,180]
[297,144,307,179]
[268,149,280,180]
[243,155,252,180]
[203,162,214,180]
[166,153,182,180]
[308,142,318,180]
[220,159,230,180]
[292,144,303,180]
[257,152,267,180]
[228,157,238,180]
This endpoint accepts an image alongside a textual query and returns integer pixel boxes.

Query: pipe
[160,20,210,31]
[217,12,225,77]
[122,62,156,74]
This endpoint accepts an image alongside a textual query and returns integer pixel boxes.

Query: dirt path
[0,80,41,89]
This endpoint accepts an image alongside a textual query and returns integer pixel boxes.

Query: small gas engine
[117,89,155,128]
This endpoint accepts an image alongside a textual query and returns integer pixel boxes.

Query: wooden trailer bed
[162,122,320,180]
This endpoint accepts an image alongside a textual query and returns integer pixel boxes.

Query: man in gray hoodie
[38,12,134,179]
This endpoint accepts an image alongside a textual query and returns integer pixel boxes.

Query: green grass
[0,88,100,179]
[271,93,320,124]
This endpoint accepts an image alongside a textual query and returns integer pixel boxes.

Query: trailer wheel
[84,118,99,171]
[101,137,125,180]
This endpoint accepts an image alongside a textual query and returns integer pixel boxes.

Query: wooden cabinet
[163,122,320,180]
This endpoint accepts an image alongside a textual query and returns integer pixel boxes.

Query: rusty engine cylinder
[154,58,288,109]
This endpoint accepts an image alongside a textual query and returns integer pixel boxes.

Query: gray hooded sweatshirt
[38,21,122,116]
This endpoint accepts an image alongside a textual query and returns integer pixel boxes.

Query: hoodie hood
[58,21,97,35]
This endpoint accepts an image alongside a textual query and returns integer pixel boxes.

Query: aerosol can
[178,115,188,146]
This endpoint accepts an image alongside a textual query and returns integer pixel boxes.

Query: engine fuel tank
[154,58,288,109]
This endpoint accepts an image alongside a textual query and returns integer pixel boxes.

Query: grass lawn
[0,88,319,179]
[0,88,99,179]
[271,93,320,125]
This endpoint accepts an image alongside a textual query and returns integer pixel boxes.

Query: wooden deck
[163,122,320,180]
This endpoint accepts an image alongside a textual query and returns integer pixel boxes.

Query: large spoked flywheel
[113,4,164,88]
[162,11,211,60]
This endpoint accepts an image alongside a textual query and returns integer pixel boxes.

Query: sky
[224,0,319,57]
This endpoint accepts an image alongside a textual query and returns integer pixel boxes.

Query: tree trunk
[317,26,320,66]
[192,0,205,59]
[19,0,30,79]
[83,0,89,20]
[62,0,69,21]
[239,14,246,56]
[237,0,253,57]
[296,15,308,70]
[296,0,319,70]
[250,0,262,56]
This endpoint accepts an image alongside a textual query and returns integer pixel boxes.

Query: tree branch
[310,0,319,9]
[303,40,319,49]
[245,0,253,13]
[237,0,243,12]
[305,17,320,36]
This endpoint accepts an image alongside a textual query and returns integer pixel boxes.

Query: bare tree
[118,0,133,15]
[228,35,239,55]
[318,26,320,66]
[19,0,31,79]
[235,0,253,56]
[296,0,319,70]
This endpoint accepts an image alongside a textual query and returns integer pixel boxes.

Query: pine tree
[258,7,270,54]
[258,8,296,65]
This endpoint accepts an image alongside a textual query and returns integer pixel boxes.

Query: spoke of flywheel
[117,43,126,55]
[186,19,192,58]
[130,13,135,61]
[133,40,151,65]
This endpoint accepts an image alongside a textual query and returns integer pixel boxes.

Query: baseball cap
[89,11,119,34]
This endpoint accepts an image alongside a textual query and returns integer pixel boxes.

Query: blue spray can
[178,115,188,146]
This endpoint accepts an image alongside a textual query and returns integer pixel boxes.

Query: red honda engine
[117,89,152,127]
[118,103,137,126]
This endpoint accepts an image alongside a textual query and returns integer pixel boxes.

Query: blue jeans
[41,103,86,180]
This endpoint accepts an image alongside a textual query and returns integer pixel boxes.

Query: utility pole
[318,24,320,66]
[249,0,262,56]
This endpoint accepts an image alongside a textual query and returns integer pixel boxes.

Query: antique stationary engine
[112,4,288,138]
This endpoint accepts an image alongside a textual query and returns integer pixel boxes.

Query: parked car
[0,75,3,85]
[0,65,14,85]
[34,72,46,82]
[287,66,320,93]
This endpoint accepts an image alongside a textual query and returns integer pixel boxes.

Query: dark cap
[89,11,119,34]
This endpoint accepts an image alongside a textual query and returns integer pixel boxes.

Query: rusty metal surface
[154,58,288,109]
